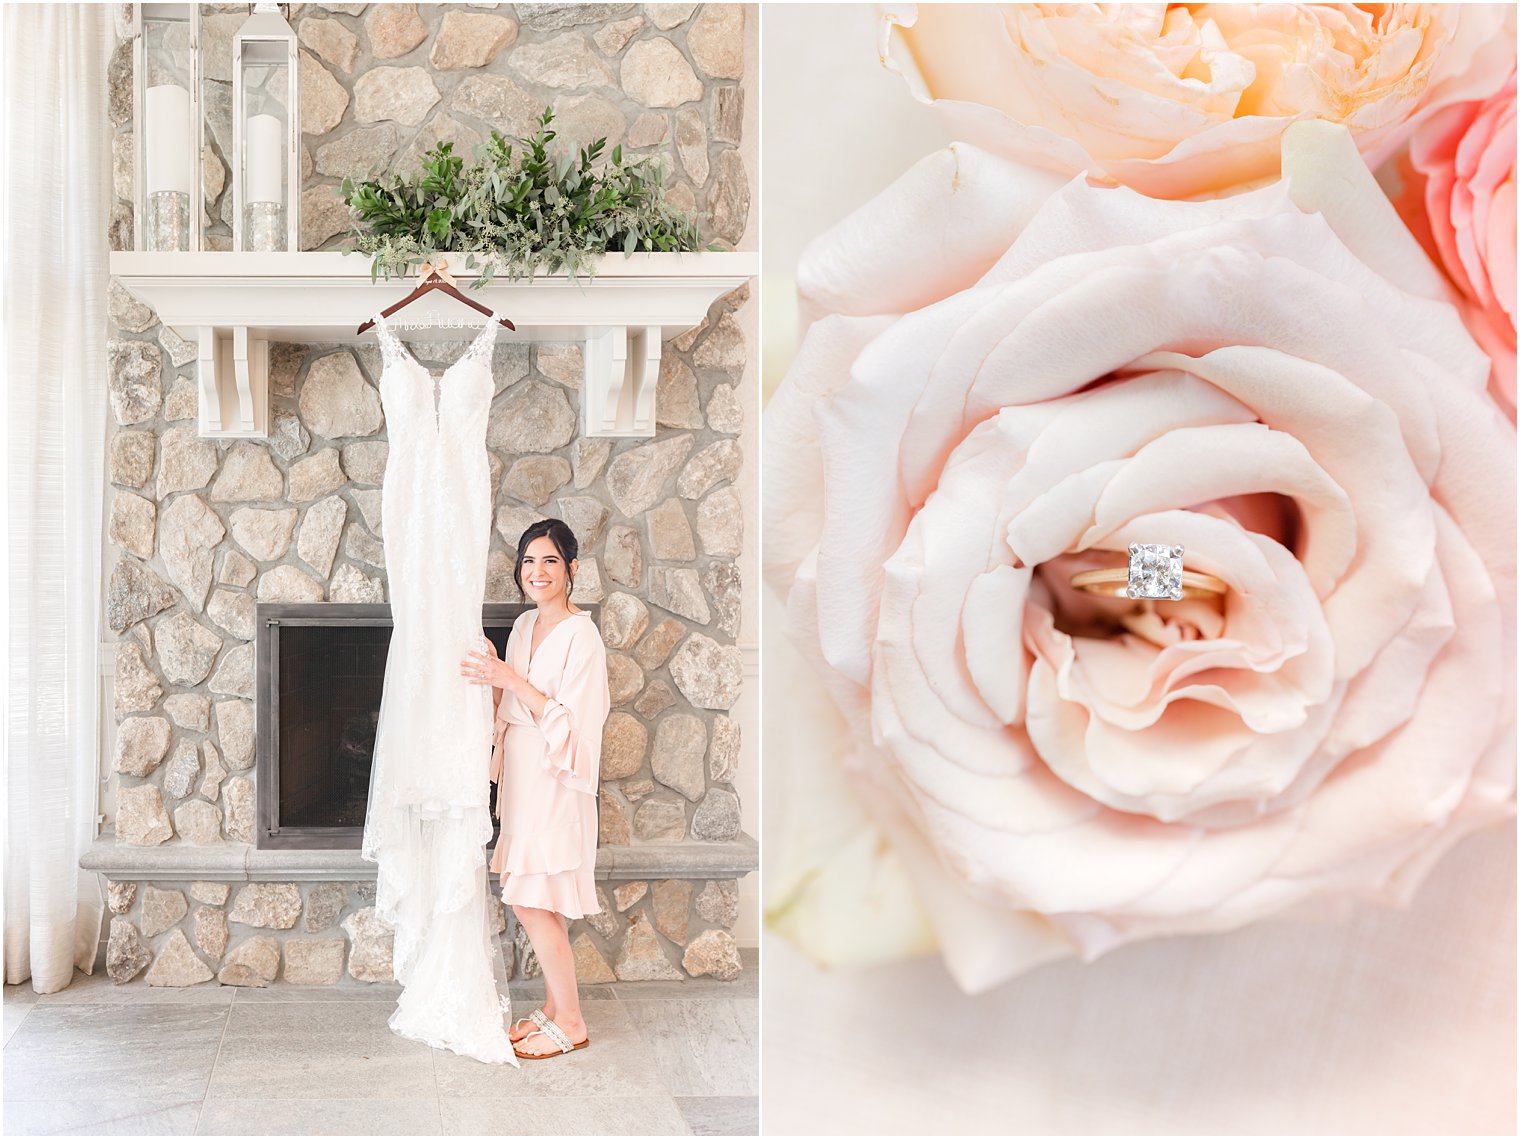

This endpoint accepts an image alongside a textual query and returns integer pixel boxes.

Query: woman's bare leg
[512,903,585,1055]
[503,881,545,1043]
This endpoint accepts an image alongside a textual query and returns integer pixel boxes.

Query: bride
[460,518,612,1059]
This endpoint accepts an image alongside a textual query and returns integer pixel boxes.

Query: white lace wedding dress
[359,308,518,1066]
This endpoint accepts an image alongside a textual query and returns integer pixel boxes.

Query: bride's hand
[460,634,510,689]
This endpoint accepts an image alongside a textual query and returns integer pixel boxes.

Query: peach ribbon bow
[417,259,457,288]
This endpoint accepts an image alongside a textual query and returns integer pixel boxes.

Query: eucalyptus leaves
[341,107,710,285]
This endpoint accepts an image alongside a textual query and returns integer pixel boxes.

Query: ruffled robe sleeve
[489,618,609,795]
[529,624,610,794]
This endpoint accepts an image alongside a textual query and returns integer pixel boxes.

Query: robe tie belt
[489,707,508,785]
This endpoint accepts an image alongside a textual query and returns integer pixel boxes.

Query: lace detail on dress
[372,310,411,372]
[458,311,501,368]
[371,310,500,372]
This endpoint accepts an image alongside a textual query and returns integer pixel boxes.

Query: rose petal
[763,606,938,968]
[762,312,894,596]
[797,142,1066,328]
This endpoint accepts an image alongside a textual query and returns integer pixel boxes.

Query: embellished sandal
[513,1007,590,1060]
[508,1014,540,1044]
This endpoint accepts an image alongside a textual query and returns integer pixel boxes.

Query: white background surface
[759,3,946,399]
[758,5,1518,1133]
[761,823,1515,1135]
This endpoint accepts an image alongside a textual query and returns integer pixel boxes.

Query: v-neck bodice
[373,309,501,443]
[519,609,591,674]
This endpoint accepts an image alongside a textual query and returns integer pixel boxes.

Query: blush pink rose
[763,123,1516,993]
[1395,72,1516,416]
[881,3,1516,199]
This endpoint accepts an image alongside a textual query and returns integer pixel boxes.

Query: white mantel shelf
[108,250,757,440]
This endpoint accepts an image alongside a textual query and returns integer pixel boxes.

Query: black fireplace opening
[254,601,571,851]
[275,621,390,832]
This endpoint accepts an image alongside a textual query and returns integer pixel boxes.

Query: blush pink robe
[488,609,609,918]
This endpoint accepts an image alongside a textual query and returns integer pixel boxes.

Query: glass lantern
[232,3,300,253]
[132,3,202,252]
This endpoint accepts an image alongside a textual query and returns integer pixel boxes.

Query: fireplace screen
[253,601,537,850]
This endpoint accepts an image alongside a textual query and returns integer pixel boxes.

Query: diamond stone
[1128,543,1184,600]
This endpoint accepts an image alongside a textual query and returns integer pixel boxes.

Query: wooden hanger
[354,259,515,335]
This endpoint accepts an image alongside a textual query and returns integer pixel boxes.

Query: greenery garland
[340,106,712,286]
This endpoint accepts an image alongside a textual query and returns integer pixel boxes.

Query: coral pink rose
[763,123,1516,993]
[881,3,1516,198]
[1395,72,1516,416]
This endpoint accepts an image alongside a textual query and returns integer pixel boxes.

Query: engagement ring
[1070,543,1227,602]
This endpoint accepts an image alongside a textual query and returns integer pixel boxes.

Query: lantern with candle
[232,3,299,253]
[132,3,202,252]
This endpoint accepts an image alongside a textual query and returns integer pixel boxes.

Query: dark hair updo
[513,518,578,598]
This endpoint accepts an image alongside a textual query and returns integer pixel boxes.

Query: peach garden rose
[880,3,1516,199]
[763,123,1516,993]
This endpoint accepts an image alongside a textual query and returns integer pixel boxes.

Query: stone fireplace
[251,600,546,849]
[86,2,758,990]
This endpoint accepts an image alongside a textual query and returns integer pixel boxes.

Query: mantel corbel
[583,324,664,437]
[197,325,270,438]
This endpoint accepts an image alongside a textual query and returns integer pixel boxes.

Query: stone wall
[108,1,750,254]
[100,2,754,988]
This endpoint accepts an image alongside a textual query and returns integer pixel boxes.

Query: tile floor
[3,950,758,1136]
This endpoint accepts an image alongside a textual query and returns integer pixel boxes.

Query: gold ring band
[1068,567,1229,600]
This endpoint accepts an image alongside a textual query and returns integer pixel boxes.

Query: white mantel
[108,249,757,439]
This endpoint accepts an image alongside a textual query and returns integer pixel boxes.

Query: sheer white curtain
[3,3,113,991]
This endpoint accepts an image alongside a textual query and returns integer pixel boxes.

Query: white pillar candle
[145,84,193,195]
[245,113,283,204]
